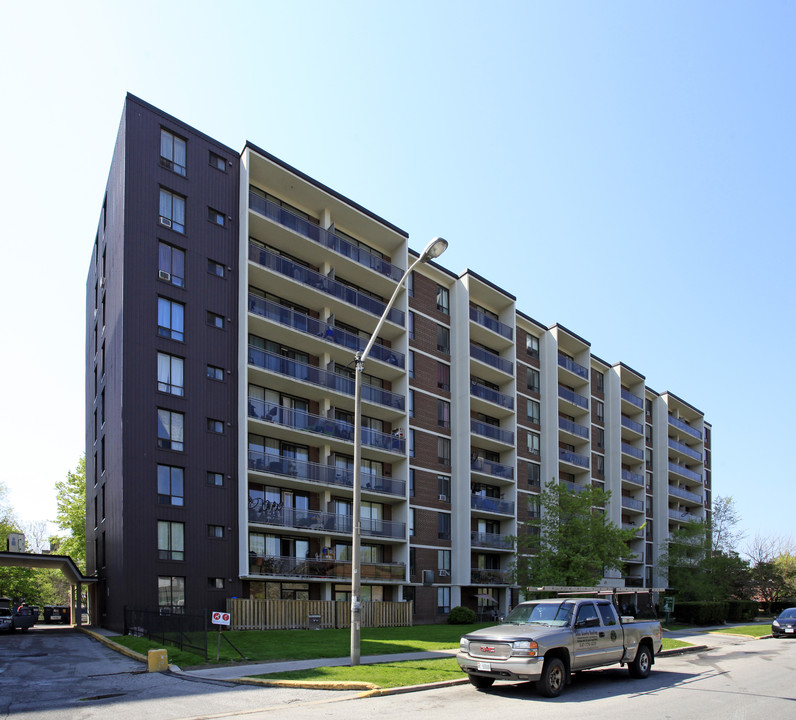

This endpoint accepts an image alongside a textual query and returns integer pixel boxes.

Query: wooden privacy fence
[226,598,412,630]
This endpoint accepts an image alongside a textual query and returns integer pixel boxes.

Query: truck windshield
[505,602,573,626]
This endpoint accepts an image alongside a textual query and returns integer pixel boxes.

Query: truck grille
[466,641,513,660]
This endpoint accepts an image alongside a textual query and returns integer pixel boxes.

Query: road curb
[77,626,148,664]
[657,644,710,657]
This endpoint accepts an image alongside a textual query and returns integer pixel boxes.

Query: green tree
[53,455,86,569]
[514,479,639,587]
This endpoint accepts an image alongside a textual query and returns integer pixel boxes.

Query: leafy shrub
[674,601,728,625]
[726,600,758,622]
[448,606,477,624]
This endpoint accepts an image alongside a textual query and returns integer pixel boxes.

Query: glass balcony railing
[559,448,590,469]
[621,496,645,512]
[248,242,404,326]
[248,501,405,538]
[558,417,589,439]
[668,461,702,483]
[470,457,514,480]
[558,354,589,380]
[621,442,644,460]
[249,190,404,282]
[668,415,702,440]
[470,495,515,515]
[470,382,514,410]
[248,398,405,454]
[470,531,514,550]
[470,344,514,375]
[669,508,699,523]
[621,415,644,434]
[668,438,702,462]
[560,480,588,494]
[469,307,513,340]
[247,451,404,495]
[668,485,703,504]
[558,385,589,410]
[248,345,405,411]
[621,388,644,409]
[248,554,406,580]
[248,294,404,369]
[621,469,645,486]
[470,568,511,585]
[470,419,514,445]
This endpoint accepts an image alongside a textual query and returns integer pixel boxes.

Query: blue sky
[1,1,793,550]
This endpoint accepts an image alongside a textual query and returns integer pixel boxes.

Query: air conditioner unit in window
[438,569,450,577]
[159,216,172,228]
[439,494,449,502]
[158,270,171,281]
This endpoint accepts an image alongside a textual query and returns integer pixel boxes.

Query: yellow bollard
[147,648,169,672]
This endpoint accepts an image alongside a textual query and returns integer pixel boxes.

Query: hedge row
[673,601,728,625]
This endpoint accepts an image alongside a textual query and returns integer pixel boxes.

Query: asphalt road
[2,625,795,720]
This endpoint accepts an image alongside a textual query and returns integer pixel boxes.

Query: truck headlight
[460,638,470,652]
[511,640,538,657]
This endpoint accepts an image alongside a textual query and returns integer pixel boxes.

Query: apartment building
[86,95,712,630]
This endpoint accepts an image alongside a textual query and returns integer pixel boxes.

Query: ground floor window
[334,585,384,602]
[158,576,185,613]
[437,586,451,614]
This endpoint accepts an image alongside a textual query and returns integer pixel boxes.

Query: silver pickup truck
[457,597,662,697]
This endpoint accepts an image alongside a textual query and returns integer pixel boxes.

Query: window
[526,334,539,358]
[407,271,414,297]
[527,399,540,424]
[209,151,226,171]
[437,324,450,354]
[438,512,450,540]
[437,400,450,428]
[408,350,415,379]
[208,207,225,226]
[207,418,224,434]
[595,455,605,475]
[436,285,449,314]
[409,508,415,536]
[645,398,653,417]
[597,602,617,626]
[157,465,184,506]
[208,524,224,538]
[159,188,185,233]
[437,362,450,391]
[595,427,605,449]
[157,409,184,451]
[158,575,185,613]
[207,311,224,329]
[594,370,605,392]
[207,364,224,381]
[526,367,540,393]
[527,431,540,456]
[438,549,451,571]
[207,259,225,277]
[408,390,414,418]
[438,437,451,465]
[160,129,186,176]
[409,469,415,497]
[208,577,225,589]
[408,311,415,340]
[158,298,184,341]
[409,548,416,575]
[207,471,224,487]
[158,521,185,560]
[645,448,653,470]
[437,475,451,502]
[437,586,451,614]
[409,429,415,458]
[157,352,184,396]
[528,462,541,486]
[596,400,605,421]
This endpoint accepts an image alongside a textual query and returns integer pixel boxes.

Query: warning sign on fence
[211,611,231,626]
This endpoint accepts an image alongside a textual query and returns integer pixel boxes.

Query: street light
[350,236,448,665]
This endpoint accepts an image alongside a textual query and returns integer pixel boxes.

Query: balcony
[621,469,645,487]
[247,451,405,496]
[668,461,702,483]
[470,344,513,375]
[470,495,515,515]
[559,448,590,469]
[558,385,588,410]
[248,345,405,411]
[471,531,514,550]
[470,419,514,445]
[248,554,405,580]
[668,438,702,462]
[248,242,404,327]
[470,382,514,410]
[470,457,514,481]
[621,415,644,435]
[669,485,703,504]
[558,417,589,439]
[470,568,511,585]
[469,306,513,341]
[248,502,405,538]
[622,523,645,539]
[248,294,404,369]
[248,398,405,454]
[621,442,644,460]
[249,190,404,282]
[621,388,644,409]
[668,415,702,440]
[669,508,700,523]
[558,354,589,380]
[621,496,644,512]
[560,480,588,494]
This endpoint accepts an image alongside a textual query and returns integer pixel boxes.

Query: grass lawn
[661,638,693,650]
[708,624,771,638]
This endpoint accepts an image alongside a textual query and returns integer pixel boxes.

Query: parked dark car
[43,606,71,624]
[772,608,796,637]
[0,608,13,632]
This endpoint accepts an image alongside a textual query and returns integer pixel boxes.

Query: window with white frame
[527,431,540,456]
[436,285,449,314]
[526,333,540,358]
[160,129,186,176]
[158,242,185,286]
[527,367,540,393]
[437,586,451,614]
[527,399,540,424]
[159,188,186,233]
[438,549,451,571]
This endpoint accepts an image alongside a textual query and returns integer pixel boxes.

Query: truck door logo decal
[610,630,617,641]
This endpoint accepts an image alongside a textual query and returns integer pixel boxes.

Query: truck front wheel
[536,657,566,697]
[468,675,494,690]
[629,644,652,679]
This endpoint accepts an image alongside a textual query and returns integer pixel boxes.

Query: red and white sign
[211,611,231,626]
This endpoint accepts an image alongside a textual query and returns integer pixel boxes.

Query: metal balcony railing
[668,415,702,440]
[621,496,645,511]
[248,554,405,580]
[669,508,700,523]
[621,442,644,460]
[470,531,514,550]
[621,388,644,409]
[621,415,644,434]
[470,344,513,375]
[558,417,589,439]
[469,307,513,340]
[558,385,589,410]
[470,457,514,480]
[621,469,645,486]
[668,461,702,483]
[470,419,514,445]
[470,382,514,410]
[470,569,511,585]
[248,501,405,538]
[668,438,702,462]
[668,485,703,504]
[558,354,589,380]
[559,448,590,469]
[470,495,515,515]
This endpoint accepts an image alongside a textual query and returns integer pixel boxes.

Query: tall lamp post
[350,236,449,665]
